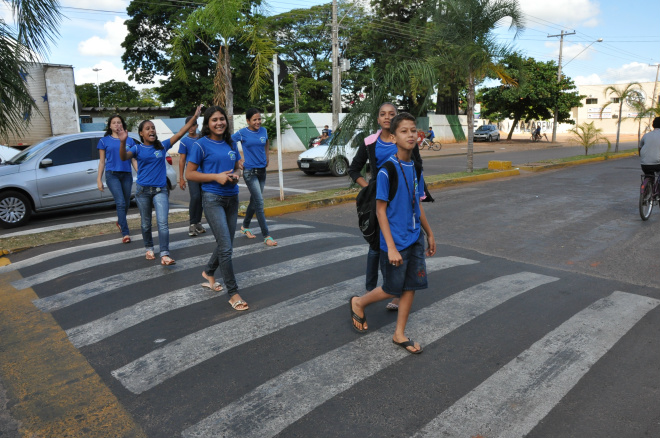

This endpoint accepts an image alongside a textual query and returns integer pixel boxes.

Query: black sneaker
[195,223,206,234]
[188,224,198,236]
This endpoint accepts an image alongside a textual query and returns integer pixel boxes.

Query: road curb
[259,169,521,217]
[517,151,637,172]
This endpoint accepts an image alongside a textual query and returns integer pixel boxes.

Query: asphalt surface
[2,153,660,437]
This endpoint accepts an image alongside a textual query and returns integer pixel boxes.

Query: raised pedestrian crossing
[3,218,657,437]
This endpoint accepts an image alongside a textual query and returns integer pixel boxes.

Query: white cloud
[519,0,600,28]
[574,74,602,85]
[77,17,127,57]
[602,62,658,84]
[75,60,166,91]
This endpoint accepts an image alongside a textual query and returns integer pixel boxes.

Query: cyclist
[533,125,541,141]
[639,117,660,177]
[427,126,435,142]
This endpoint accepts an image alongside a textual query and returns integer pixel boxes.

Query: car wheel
[487,135,492,142]
[0,191,32,229]
[330,157,348,177]
[496,134,500,141]
[303,170,317,176]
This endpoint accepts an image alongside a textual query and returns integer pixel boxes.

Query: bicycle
[530,133,548,142]
[419,138,442,151]
[639,172,660,220]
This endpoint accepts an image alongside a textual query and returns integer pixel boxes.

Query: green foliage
[261,112,289,146]
[478,54,583,139]
[0,0,63,140]
[568,121,611,156]
[76,81,163,108]
[600,82,642,152]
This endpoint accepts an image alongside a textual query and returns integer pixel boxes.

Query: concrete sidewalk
[262,132,637,173]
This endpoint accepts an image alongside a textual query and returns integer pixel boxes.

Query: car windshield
[475,126,491,132]
[5,138,60,164]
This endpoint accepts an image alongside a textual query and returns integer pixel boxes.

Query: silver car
[473,124,500,142]
[0,131,177,228]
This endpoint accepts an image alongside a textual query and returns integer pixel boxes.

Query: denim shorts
[379,233,428,296]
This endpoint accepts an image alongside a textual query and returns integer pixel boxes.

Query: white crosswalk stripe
[181,272,559,438]
[411,291,660,438]
[68,238,364,349]
[111,256,479,394]
[12,223,312,290]
[33,232,353,313]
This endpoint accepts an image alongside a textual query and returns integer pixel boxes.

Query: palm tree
[568,121,611,156]
[600,82,642,152]
[432,0,524,172]
[0,0,62,140]
[170,0,275,131]
[629,100,653,147]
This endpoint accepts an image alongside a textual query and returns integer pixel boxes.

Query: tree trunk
[213,44,234,133]
[466,72,475,173]
[507,116,520,140]
[224,44,234,133]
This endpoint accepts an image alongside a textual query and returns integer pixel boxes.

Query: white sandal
[229,299,249,311]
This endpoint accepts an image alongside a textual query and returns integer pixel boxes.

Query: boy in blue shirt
[349,113,436,354]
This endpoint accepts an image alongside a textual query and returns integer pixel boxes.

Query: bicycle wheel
[431,142,442,151]
[639,179,654,221]
[418,140,426,150]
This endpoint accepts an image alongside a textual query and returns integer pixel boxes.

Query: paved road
[2,154,660,437]
[1,141,635,237]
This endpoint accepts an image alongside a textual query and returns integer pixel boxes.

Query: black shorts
[641,164,660,176]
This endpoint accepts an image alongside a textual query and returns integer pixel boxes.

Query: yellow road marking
[0,270,146,438]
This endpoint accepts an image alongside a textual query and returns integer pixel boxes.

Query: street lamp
[92,68,102,107]
[562,38,603,68]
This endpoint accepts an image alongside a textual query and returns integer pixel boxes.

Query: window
[586,98,598,105]
[45,139,94,166]
[610,98,620,103]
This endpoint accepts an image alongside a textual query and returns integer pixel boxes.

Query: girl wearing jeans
[231,108,277,246]
[186,106,248,311]
[97,114,137,244]
[118,106,201,265]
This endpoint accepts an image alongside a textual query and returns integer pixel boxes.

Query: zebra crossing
[5,217,660,437]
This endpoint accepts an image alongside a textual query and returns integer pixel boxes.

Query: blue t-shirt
[376,155,425,252]
[187,136,240,196]
[127,139,172,188]
[374,136,398,168]
[178,134,201,165]
[231,127,268,169]
[98,135,136,172]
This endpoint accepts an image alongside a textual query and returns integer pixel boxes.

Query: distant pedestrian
[186,106,248,311]
[97,114,137,244]
[178,115,206,237]
[349,112,436,354]
[119,105,202,265]
[427,126,435,142]
[232,108,277,246]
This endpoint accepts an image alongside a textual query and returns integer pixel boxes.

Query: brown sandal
[145,250,155,260]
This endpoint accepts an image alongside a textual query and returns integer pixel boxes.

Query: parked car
[297,132,361,177]
[0,132,177,228]
[473,124,500,142]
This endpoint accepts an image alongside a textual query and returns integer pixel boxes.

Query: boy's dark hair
[137,120,164,150]
[104,114,127,136]
[201,105,233,144]
[390,113,416,134]
[653,117,660,129]
[185,115,197,125]
[245,108,261,121]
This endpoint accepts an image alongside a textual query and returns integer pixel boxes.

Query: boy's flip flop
[386,302,399,311]
[393,338,423,354]
[349,296,367,333]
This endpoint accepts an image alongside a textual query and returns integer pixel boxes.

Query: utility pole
[649,64,660,127]
[548,30,575,142]
[331,0,340,131]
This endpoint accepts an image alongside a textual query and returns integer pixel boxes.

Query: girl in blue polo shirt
[231,108,277,246]
[97,114,137,244]
[186,106,248,312]
[118,105,201,265]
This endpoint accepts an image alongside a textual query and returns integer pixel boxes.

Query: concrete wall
[5,64,52,147]
[44,65,80,136]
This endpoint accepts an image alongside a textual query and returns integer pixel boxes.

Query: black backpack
[356,161,398,249]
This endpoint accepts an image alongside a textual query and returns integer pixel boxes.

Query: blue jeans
[242,167,269,236]
[106,170,132,236]
[203,192,239,297]
[365,246,380,291]
[135,184,170,256]
[188,180,203,225]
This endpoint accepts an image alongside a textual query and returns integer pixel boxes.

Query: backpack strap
[382,160,398,202]
[367,142,378,178]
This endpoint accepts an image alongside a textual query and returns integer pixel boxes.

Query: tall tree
[479,54,583,140]
[601,82,642,152]
[0,0,62,139]
[170,0,275,130]
[433,0,524,172]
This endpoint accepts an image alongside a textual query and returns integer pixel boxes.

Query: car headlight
[313,157,327,161]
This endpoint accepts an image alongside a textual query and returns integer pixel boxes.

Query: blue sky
[2,0,659,92]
